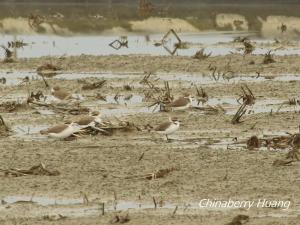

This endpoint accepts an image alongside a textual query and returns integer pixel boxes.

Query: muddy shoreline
[0,53,300,224]
[1,54,300,75]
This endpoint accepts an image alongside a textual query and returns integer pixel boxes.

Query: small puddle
[100,105,159,117]
[0,71,38,85]
[11,125,49,139]
[99,95,144,105]
[55,72,139,80]
[159,73,267,84]
[1,196,297,219]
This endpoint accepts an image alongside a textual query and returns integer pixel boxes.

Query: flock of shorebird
[40,86,194,141]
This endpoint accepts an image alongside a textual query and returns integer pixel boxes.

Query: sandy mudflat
[0,53,300,225]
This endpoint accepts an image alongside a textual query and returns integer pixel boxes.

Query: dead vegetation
[155,29,186,55]
[232,85,255,124]
[263,51,276,64]
[243,41,255,55]
[247,135,260,150]
[0,100,30,112]
[37,63,61,77]
[193,48,211,60]
[80,118,140,137]
[81,80,106,90]
[0,77,6,84]
[30,101,89,115]
[246,132,300,161]
[8,40,28,49]
[225,215,249,225]
[110,213,130,224]
[0,115,9,136]
[1,45,14,62]
[0,163,60,177]
[109,36,128,50]
[28,13,44,29]
[208,63,235,82]
[124,166,179,180]
[195,85,208,104]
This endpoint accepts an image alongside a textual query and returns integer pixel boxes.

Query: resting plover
[66,111,102,128]
[166,93,193,111]
[155,117,180,141]
[40,123,81,139]
[51,86,72,101]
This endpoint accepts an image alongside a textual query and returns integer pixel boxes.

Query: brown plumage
[40,124,68,135]
[51,86,71,100]
[74,116,95,126]
[155,121,172,131]
[167,97,190,107]
[65,111,101,126]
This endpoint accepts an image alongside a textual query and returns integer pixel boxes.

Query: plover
[40,123,81,139]
[166,93,193,111]
[66,111,102,128]
[155,117,180,141]
[51,86,72,101]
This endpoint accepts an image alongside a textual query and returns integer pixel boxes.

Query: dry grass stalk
[195,85,208,104]
[109,36,128,50]
[1,45,14,62]
[193,48,211,60]
[8,40,28,49]
[263,51,276,64]
[0,163,60,177]
[243,41,255,55]
[232,85,255,124]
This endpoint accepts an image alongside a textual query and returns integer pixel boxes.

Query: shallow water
[3,71,300,87]
[1,32,299,59]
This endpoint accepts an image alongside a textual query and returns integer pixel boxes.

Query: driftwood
[30,101,89,115]
[0,163,60,177]
[81,120,139,136]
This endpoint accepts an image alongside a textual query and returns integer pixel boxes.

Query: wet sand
[0,52,300,224]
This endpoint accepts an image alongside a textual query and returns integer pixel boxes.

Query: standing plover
[40,123,81,139]
[155,117,180,141]
[166,93,193,111]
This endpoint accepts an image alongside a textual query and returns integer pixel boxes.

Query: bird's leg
[166,134,169,141]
